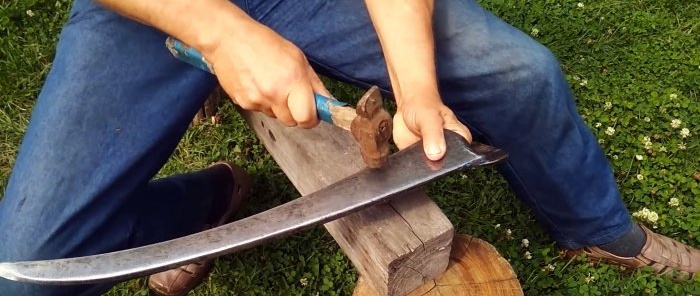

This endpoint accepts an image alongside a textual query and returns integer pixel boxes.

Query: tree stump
[353,235,523,296]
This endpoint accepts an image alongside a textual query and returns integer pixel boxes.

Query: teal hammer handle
[165,37,347,125]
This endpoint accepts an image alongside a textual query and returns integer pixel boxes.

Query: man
[0,0,697,295]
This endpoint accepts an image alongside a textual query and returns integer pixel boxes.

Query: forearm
[364,0,438,107]
[96,0,255,56]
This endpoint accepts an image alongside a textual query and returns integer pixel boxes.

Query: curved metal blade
[0,131,507,284]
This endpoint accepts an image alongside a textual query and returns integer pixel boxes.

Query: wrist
[393,80,441,108]
[187,2,257,58]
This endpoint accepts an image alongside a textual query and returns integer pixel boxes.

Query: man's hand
[364,0,472,159]
[393,96,472,161]
[97,0,330,128]
[205,24,331,128]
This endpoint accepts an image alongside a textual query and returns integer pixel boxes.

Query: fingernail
[427,144,442,156]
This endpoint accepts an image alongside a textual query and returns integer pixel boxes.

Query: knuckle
[296,117,318,129]
[237,100,257,111]
[279,118,297,127]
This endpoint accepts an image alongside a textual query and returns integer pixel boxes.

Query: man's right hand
[204,24,331,128]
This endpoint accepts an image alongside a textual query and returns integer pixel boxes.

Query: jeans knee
[506,44,562,98]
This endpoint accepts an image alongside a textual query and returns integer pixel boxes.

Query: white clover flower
[678,142,687,150]
[603,101,612,110]
[669,93,678,99]
[494,223,501,229]
[579,79,588,87]
[299,278,309,287]
[648,212,659,223]
[680,128,690,138]
[636,174,644,181]
[585,274,595,283]
[671,119,682,129]
[605,127,615,136]
[521,239,530,248]
[598,139,605,144]
[531,28,540,37]
[659,146,667,152]
[577,2,585,8]
[644,117,651,122]
[545,264,556,272]
[26,10,35,17]
[524,251,532,260]
[595,122,602,128]
[668,198,680,207]
[635,155,644,161]
[633,207,659,224]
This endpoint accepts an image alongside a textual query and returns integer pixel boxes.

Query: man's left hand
[393,97,472,161]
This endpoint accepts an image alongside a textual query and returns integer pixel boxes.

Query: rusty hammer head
[350,86,393,169]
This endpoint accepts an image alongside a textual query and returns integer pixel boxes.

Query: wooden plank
[239,108,454,296]
[354,235,523,296]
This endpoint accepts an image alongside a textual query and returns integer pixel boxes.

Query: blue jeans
[0,0,632,294]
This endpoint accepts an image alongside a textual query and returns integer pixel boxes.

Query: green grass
[1,0,699,295]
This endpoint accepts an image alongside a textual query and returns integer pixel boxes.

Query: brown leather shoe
[566,224,699,281]
[148,162,251,296]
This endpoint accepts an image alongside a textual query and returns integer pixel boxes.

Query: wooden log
[353,235,523,296]
[238,108,454,296]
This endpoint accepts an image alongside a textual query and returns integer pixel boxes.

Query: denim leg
[246,0,631,249]
[0,1,223,295]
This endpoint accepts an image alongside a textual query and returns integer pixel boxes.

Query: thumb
[414,111,446,161]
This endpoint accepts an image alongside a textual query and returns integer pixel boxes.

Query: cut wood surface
[353,235,523,296]
[238,106,454,296]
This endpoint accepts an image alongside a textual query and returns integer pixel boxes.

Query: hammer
[166,38,393,168]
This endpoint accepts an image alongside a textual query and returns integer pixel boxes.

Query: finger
[220,84,261,112]
[443,113,473,143]
[230,94,261,112]
[413,111,446,161]
[307,66,332,98]
[288,82,318,129]
[392,113,421,150]
[228,95,239,105]
[270,104,298,126]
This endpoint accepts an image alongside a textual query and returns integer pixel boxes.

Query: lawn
[1,0,699,295]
